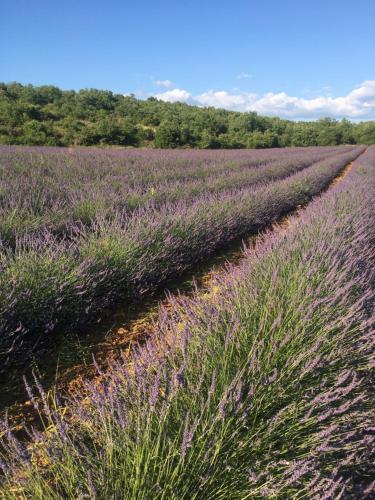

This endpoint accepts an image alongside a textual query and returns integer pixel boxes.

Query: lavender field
[0,145,365,368]
[0,145,374,498]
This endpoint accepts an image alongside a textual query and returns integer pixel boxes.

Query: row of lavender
[0,146,364,367]
[1,147,374,498]
[0,145,353,246]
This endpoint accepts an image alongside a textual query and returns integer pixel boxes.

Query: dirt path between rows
[330,160,353,186]
[0,158,359,436]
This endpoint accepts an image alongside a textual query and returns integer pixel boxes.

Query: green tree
[154,122,181,148]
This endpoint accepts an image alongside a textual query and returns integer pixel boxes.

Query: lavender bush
[0,146,374,498]
[0,146,365,367]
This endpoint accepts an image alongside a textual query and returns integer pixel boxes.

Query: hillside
[1,82,375,148]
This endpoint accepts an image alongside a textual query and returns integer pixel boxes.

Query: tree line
[1,82,374,148]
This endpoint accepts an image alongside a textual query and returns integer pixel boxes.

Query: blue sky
[1,0,375,119]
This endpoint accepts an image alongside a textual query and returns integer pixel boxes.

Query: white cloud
[154,79,174,88]
[195,90,256,109]
[152,81,375,120]
[154,88,191,103]
[236,72,252,80]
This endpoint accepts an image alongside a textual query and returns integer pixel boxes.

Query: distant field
[0,145,374,498]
